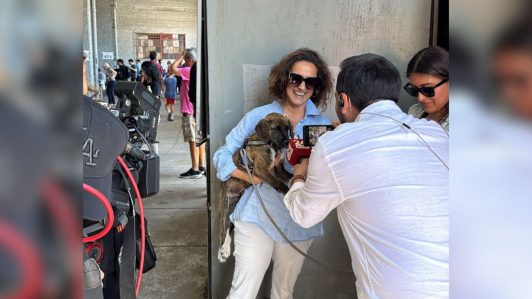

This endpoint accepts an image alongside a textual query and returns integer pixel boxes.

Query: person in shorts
[164,72,177,121]
[171,48,205,179]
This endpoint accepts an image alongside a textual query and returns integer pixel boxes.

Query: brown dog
[218,113,293,262]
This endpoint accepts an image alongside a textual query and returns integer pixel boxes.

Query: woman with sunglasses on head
[405,46,449,132]
[213,48,332,299]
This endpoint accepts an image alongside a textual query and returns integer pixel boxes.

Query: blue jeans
[106,80,116,104]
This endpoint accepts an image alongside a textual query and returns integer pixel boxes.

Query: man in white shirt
[284,54,449,298]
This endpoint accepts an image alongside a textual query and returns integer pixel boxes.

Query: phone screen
[303,125,333,147]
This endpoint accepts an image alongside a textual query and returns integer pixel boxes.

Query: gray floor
[139,101,208,299]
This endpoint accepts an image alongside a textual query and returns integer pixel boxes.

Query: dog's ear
[281,116,294,139]
[255,118,271,141]
[288,124,294,139]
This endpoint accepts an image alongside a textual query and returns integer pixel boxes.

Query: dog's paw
[218,250,228,263]
[217,231,232,263]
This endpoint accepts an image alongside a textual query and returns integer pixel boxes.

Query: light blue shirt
[213,99,331,242]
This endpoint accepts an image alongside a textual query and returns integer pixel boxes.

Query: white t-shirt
[285,100,449,299]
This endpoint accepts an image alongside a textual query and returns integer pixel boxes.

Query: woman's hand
[231,168,262,185]
[250,176,262,185]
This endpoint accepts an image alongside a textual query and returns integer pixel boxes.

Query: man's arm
[284,142,343,228]
[171,51,186,76]
[108,69,117,81]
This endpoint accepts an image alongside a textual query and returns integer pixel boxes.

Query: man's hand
[116,224,125,233]
[293,158,309,180]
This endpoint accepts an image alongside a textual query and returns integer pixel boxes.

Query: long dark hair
[406,46,449,80]
[268,48,332,110]
[141,61,160,83]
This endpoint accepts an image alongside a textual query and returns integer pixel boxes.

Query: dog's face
[255,113,293,150]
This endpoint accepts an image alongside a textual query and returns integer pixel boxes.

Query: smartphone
[303,125,334,147]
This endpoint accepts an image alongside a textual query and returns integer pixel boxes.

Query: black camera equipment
[113,81,160,144]
[83,92,159,298]
[113,81,160,198]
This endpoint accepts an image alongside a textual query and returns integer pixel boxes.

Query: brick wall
[115,0,198,63]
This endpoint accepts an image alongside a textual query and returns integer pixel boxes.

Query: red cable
[116,156,145,297]
[0,222,43,299]
[42,180,83,299]
[82,183,115,243]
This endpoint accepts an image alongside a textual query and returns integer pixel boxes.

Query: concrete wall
[83,0,94,86]
[207,0,432,298]
[115,0,198,62]
[95,0,118,67]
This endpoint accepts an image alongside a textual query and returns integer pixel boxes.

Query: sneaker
[199,166,206,176]
[179,168,202,179]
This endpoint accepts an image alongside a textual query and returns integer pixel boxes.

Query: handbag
[135,213,157,273]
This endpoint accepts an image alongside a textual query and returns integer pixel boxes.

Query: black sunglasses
[403,79,448,97]
[288,73,321,91]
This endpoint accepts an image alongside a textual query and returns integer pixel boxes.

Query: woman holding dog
[213,48,332,299]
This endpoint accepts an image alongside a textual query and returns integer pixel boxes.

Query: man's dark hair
[336,54,401,111]
[494,17,532,55]
[136,59,140,63]
[128,58,134,63]
[149,51,157,60]
[116,59,124,64]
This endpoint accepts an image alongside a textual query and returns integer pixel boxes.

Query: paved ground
[139,100,208,299]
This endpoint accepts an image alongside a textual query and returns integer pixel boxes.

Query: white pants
[227,221,312,299]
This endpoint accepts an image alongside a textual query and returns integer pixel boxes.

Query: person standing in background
[102,63,117,104]
[159,58,167,78]
[140,61,161,99]
[97,68,105,99]
[114,59,130,81]
[128,59,137,81]
[405,46,449,132]
[149,51,164,82]
[164,71,178,121]
[188,56,206,175]
[136,59,142,81]
[171,48,206,178]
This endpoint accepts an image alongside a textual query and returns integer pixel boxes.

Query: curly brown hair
[268,48,332,110]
